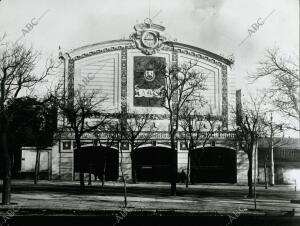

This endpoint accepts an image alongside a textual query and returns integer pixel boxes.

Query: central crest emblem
[144,70,155,82]
[142,31,158,48]
[130,18,167,55]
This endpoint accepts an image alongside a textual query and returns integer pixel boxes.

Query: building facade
[22,19,250,184]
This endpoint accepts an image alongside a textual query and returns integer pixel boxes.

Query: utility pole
[254,140,258,210]
[270,113,275,186]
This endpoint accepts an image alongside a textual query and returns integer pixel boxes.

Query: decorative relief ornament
[130,18,167,55]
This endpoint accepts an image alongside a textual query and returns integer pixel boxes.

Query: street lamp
[270,113,275,186]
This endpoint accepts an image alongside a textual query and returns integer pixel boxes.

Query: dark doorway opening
[74,146,119,181]
[133,146,173,182]
[190,146,237,183]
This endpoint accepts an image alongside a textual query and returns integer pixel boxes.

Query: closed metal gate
[133,146,173,182]
[190,147,237,183]
[74,146,119,181]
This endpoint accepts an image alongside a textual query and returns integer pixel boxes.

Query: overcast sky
[0,0,298,91]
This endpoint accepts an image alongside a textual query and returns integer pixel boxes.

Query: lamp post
[270,113,275,186]
[254,139,258,210]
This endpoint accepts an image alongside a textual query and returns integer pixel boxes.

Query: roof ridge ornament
[130,18,167,55]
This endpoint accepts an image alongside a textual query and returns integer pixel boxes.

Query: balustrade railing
[57,129,236,140]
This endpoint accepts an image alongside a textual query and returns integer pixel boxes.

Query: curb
[0,207,295,217]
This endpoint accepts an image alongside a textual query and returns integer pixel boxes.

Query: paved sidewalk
[0,180,299,216]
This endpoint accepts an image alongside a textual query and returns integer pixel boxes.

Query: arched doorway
[190,146,237,183]
[133,146,173,182]
[74,146,119,181]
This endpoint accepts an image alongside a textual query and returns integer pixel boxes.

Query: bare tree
[250,48,299,132]
[234,92,268,198]
[32,97,57,184]
[160,61,206,195]
[260,114,287,189]
[58,88,109,192]
[107,118,127,207]
[93,119,119,187]
[180,103,219,188]
[122,111,155,183]
[261,138,287,189]
[99,112,152,207]
[0,42,53,204]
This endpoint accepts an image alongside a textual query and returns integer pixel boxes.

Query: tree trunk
[1,131,11,205]
[132,157,137,184]
[270,141,275,186]
[253,142,257,210]
[131,147,137,184]
[88,172,92,185]
[270,115,275,186]
[79,172,85,192]
[102,149,106,187]
[186,149,190,188]
[119,142,127,207]
[34,148,41,185]
[264,158,268,189]
[170,133,177,196]
[248,151,253,198]
[75,136,85,192]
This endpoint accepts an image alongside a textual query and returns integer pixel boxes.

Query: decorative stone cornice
[68,40,232,71]
[164,41,233,66]
[72,42,135,61]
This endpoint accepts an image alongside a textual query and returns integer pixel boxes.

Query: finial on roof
[148,0,151,19]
